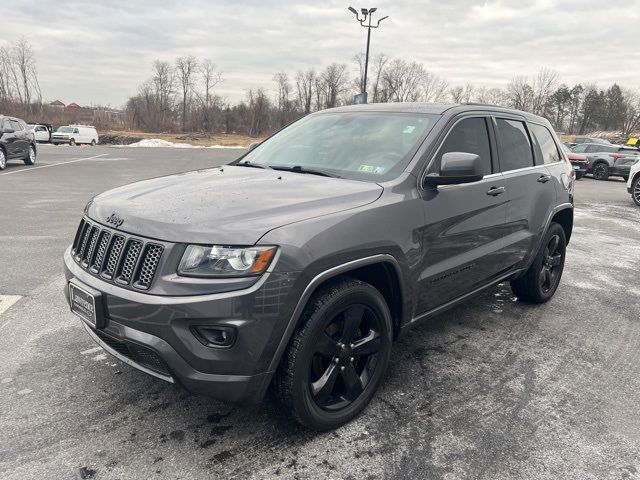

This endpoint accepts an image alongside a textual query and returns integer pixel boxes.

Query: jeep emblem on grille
[106,213,124,228]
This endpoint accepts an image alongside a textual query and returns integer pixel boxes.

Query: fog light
[191,325,237,348]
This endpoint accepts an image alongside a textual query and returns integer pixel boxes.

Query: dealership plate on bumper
[69,282,105,328]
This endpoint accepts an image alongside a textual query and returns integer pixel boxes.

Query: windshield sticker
[358,165,386,174]
[403,126,416,133]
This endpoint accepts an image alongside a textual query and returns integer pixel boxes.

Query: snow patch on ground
[114,138,245,149]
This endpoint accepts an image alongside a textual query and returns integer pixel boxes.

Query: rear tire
[632,176,640,207]
[91,139,96,146]
[23,144,36,165]
[511,222,566,303]
[272,278,393,431]
[592,162,609,180]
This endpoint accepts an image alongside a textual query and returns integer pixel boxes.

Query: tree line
[125,53,640,138]
[1,38,639,139]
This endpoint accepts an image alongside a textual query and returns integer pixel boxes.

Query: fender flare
[524,202,573,271]
[266,254,404,373]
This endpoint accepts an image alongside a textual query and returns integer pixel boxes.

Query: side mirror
[247,142,260,152]
[424,152,484,186]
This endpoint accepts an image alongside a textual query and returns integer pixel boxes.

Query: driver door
[415,115,510,314]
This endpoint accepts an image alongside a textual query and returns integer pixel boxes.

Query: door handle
[537,174,551,183]
[486,186,506,196]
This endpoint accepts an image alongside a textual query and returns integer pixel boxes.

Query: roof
[322,102,549,124]
[50,99,65,106]
[66,102,81,108]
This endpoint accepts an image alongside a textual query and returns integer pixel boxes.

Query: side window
[495,119,534,171]
[572,144,587,153]
[530,124,561,164]
[73,128,79,134]
[10,120,23,131]
[2,119,11,131]
[430,117,492,175]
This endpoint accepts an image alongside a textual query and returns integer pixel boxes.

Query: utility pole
[348,7,388,104]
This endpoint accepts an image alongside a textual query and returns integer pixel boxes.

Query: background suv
[0,115,37,170]
[571,142,640,180]
[64,103,574,430]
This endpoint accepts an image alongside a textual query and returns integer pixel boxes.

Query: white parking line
[0,154,108,176]
[0,295,22,329]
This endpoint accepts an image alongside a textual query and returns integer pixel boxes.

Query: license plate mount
[69,282,106,329]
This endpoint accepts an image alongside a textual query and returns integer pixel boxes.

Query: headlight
[178,245,277,277]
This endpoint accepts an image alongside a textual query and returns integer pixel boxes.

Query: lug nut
[350,357,354,362]
[349,344,354,349]
[333,357,339,364]
[340,366,345,371]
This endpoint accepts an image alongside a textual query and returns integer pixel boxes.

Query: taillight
[609,153,622,162]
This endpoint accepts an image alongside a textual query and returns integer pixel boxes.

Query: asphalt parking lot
[1,144,639,480]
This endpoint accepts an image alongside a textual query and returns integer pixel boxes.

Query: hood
[87,165,383,244]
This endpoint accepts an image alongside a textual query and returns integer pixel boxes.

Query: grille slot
[90,231,111,273]
[82,226,99,266]
[134,244,164,290]
[116,240,143,285]
[70,218,164,290]
[102,234,125,279]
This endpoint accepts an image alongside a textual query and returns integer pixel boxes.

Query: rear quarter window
[529,123,561,164]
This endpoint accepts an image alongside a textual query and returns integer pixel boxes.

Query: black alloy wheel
[539,234,563,294]
[592,163,609,180]
[511,222,566,303]
[273,278,392,430]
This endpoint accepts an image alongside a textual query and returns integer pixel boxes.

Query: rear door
[415,115,510,314]
[494,116,556,269]
[10,119,28,157]
[2,118,19,157]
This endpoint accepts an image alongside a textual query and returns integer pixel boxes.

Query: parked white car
[51,125,98,146]
[26,124,51,143]
[627,159,640,206]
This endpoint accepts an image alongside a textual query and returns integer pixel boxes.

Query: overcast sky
[7,0,640,107]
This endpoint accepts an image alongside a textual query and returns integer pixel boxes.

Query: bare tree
[151,60,175,130]
[320,63,349,109]
[531,67,559,116]
[382,59,426,102]
[295,69,315,114]
[370,53,389,103]
[621,88,640,136]
[507,75,534,111]
[175,55,198,131]
[273,72,292,127]
[247,88,271,136]
[422,72,449,102]
[199,59,223,131]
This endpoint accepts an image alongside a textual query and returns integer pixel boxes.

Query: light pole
[348,6,388,104]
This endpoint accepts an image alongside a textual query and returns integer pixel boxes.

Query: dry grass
[103,130,266,147]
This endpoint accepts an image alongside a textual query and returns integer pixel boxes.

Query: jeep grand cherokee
[64,103,574,430]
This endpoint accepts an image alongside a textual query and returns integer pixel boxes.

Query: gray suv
[64,103,574,430]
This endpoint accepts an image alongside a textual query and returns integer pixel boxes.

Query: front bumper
[51,138,71,144]
[64,246,298,403]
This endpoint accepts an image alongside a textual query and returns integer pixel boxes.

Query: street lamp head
[378,15,389,23]
[361,8,368,15]
[348,6,357,14]
[369,7,377,13]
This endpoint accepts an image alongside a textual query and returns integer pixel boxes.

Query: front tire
[69,138,76,146]
[273,278,393,431]
[511,222,566,303]
[632,176,640,207]
[592,162,609,180]
[23,145,36,165]
[0,148,6,170]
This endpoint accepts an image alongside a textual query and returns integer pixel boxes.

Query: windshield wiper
[235,161,273,170]
[271,165,341,178]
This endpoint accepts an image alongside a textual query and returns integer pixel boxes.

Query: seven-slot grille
[71,218,163,290]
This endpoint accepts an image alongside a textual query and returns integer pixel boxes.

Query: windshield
[57,126,74,133]
[239,112,440,181]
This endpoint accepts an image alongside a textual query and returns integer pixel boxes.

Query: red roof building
[49,99,65,107]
